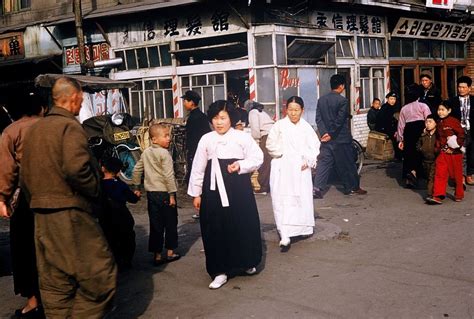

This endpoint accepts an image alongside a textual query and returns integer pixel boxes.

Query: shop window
[276,35,286,65]
[336,37,353,58]
[359,67,385,109]
[417,40,444,59]
[2,0,30,13]
[129,78,174,121]
[115,44,172,71]
[357,37,385,58]
[389,38,415,58]
[181,73,225,113]
[173,33,247,66]
[255,35,273,66]
[256,68,276,104]
[446,42,465,59]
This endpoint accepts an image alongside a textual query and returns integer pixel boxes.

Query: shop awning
[35,74,136,91]
[287,39,335,60]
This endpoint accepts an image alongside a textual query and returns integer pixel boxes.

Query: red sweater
[435,116,464,154]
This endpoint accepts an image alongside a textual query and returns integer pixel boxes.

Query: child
[132,124,180,265]
[416,114,437,197]
[367,98,381,131]
[100,157,140,271]
[426,103,465,204]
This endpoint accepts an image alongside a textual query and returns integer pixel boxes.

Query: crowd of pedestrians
[0,72,471,317]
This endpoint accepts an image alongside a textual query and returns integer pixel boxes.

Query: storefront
[389,17,473,104]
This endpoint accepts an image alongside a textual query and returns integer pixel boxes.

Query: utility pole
[73,0,86,74]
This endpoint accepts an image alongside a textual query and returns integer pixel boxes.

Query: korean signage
[426,0,453,9]
[310,11,385,35]
[108,9,246,49]
[0,32,24,61]
[64,42,110,66]
[393,18,473,41]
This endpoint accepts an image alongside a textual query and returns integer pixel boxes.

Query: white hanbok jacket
[266,116,320,238]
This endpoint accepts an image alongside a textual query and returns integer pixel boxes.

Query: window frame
[359,66,385,110]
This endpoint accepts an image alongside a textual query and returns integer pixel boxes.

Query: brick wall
[468,35,474,95]
[352,113,370,147]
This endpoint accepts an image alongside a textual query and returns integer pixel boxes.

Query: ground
[0,161,473,318]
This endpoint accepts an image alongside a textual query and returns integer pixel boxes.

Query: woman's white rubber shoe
[209,274,228,289]
[245,267,257,275]
[279,237,291,247]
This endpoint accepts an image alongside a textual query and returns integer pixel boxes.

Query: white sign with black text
[393,17,473,41]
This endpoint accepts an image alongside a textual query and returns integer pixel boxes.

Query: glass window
[115,51,126,71]
[209,74,224,85]
[214,86,225,100]
[401,39,414,57]
[319,68,336,97]
[418,40,430,58]
[389,39,401,58]
[376,38,384,57]
[456,43,465,58]
[336,37,353,58]
[159,79,172,89]
[148,46,160,67]
[431,41,443,59]
[136,48,148,68]
[192,75,207,86]
[276,35,286,65]
[358,37,384,58]
[359,67,385,109]
[203,87,213,111]
[131,92,141,118]
[145,80,157,90]
[160,45,172,66]
[145,91,154,119]
[181,76,190,87]
[153,91,164,119]
[446,42,455,58]
[255,35,273,65]
[256,68,275,103]
[125,50,137,70]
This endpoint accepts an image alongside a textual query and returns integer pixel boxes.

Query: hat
[385,91,398,99]
[420,72,432,80]
[181,90,201,105]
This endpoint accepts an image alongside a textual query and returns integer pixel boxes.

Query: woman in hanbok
[266,96,320,249]
[188,100,263,289]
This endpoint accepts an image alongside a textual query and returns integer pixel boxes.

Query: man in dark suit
[446,76,474,185]
[182,90,211,218]
[313,74,367,198]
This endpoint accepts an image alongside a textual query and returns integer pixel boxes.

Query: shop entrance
[226,69,249,107]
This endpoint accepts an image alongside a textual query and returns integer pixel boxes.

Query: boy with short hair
[100,157,140,271]
[132,124,180,265]
[416,114,437,197]
[367,98,381,131]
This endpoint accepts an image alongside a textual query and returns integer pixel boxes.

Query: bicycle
[352,138,365,175]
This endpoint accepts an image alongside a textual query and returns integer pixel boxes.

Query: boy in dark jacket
[100,157,141,270]
[416,114,437,196]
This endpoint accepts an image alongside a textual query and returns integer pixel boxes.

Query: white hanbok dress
[188,128,264,276]
[266,117,320,239]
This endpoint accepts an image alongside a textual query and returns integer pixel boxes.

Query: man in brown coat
[20,77,117,318]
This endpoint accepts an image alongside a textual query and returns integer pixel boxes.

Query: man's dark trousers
[313,142,360,193]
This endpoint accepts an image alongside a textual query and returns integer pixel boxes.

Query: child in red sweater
[426,103,465,204]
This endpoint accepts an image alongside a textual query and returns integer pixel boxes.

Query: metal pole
[73,0,86,74]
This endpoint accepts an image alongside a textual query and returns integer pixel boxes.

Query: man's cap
[181,90,201,104]
[386,91,398,99]
[420,72,432,80]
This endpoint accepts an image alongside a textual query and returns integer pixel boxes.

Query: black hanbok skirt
[199,158,262,277]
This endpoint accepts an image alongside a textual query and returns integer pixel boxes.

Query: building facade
[1,0,473,144]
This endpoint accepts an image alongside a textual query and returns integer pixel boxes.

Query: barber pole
[172,74,180,118]
[386,69,391,95]
[249,68,256,101]
[355,87,360,113]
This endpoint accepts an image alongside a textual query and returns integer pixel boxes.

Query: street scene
[1,0,474,318]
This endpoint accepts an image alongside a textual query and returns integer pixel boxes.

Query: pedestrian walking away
[312,74,367,198]
[0,92,47,319]
[248,100,274,194]
[132,124,181,266]
[20,77,117,319]
[266,96,320,250]
[188,100,263,290]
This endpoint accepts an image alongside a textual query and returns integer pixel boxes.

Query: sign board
[64,42,110,66]
[0,32,24,61]
[393,18,473,41]
[108,9,247,49]
[426,0,453,9]
[310,11,385,35]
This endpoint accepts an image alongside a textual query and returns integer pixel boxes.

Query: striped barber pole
[249,68,256,101]
[355,87,360,113]
[172,74,180,118]
[386,69,391,94]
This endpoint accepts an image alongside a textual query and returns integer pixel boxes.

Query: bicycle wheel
[352,139,365,175]
[116,148,141,184]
